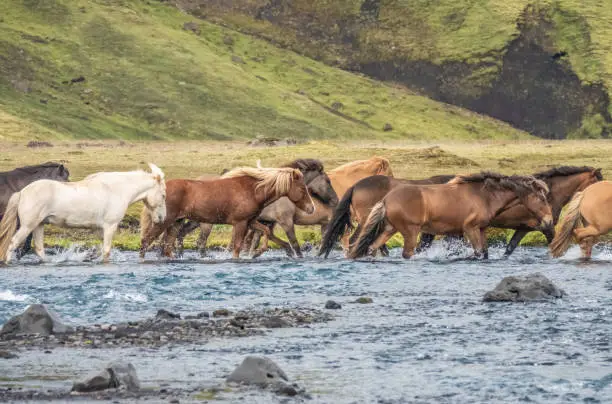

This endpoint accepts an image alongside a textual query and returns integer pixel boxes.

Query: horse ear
[148,163,164,182]
[292,169,302,180]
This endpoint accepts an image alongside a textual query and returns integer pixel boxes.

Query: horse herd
[0,157,609,264]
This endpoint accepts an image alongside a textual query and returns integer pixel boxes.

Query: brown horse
[417,166,603,255]
[328,156,393,199]
[318,174,455,258]
[350,172,553,259]
[550,180,612,259]
[139,166,314,259]
[170,159,337,257]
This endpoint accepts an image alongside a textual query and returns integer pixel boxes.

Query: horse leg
[140,222,168,259]
[162,222,182,258]
[16,232,33,259]
[197,223,213,257]
[574,225,601,260]
[102,223,119,263]
[279,221,302,258]
[249,222,275,258]
[5,226,35,264]
[364,226,396,257]
[231,221,249,259]
[464,227,486,259]
[249,228,264,257]
[32,225,45,261]
[400,227,419,259]
[504,230,527,257]
[416,233,435,253]
[242,229,255,253]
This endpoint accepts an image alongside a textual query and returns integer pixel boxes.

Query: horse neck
[479,186,522,219]
[547,174,588,212]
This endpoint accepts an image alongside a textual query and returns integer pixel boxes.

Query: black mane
[534,166,602,181]
[282,158,324,172]
[452,171,549,196]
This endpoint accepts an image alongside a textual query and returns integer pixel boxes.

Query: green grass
[0,0,530,142]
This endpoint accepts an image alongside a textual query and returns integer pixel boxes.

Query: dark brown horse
[318,174,455,258]
[418,166,603,255]
[0,162,70,257]
[350,172,553,259]
[169,159,337,257]
[139,166,314,259]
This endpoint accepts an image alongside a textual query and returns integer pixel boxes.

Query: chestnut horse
[418,166,603,255]
[139,166,314,259]
[550,180,612,259]
[350,172,553,259]
[318,174,455,258]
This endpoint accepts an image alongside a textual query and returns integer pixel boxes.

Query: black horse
[0,162,70,257]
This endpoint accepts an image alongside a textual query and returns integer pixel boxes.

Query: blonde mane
[329,156,390,174]
[221,166,301,196]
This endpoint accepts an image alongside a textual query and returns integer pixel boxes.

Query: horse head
[143,163,166,224]
[288,159,338,207]
[287,169,315,214]
[372,156,394,177]
[511,176,554,232]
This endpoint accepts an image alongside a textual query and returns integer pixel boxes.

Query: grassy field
[1,139,610,253]
[0,0,528,143]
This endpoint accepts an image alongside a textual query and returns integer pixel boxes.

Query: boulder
[325,300,342,310]
[0,304,73,337]
[72,361,140,393]
[227,356,288,387]
[155,309,181,320]
[213,309,232,317]
[483,273,565,302]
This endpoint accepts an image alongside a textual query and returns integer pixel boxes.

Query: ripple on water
[0,245,611,403]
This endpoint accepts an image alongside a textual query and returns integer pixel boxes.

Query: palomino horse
[168,159,336,257]
[350,172,553,259]
[140,166,315,259]
[318,174,455,258]
[0,162,70,258]
[0,164,166,264]
[418,166,603,255]
[549,180,612,259]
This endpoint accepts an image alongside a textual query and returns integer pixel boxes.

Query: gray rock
[213,309,232,317]
[354,297,373,304]
[156,309,181,320]
[483,273,565,302]
[72,361,140,393]
[383,123,393,131]
[227,356,288,387]
[325,300,342,310]
[0,350,18,359]
[262,316,290,328]
[0,304,73,337]
[231,55,246,64]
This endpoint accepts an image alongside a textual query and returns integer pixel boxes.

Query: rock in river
[227,356,303,396]
[325,300,342,309]
[0,304,73,337]
[72,361,140,393]
[483,273,565,302]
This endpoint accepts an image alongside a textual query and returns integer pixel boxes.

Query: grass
[1,139,611,252]
[0,0,529,143]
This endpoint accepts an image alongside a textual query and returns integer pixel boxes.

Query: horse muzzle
[539,215,554,232]
[154,211,166,224]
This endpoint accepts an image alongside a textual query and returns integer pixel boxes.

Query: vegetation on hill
[178,0,612,139]
[0,0,528,141]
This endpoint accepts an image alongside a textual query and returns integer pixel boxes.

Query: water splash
[0,290,32,302]
[103,290,148,303]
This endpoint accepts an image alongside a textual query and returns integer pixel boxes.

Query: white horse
[0,164,166,264]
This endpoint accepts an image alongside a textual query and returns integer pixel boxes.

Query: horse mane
[221,166,301,196]
[282,158,324,173]
[83,170,148,182]
[449,171,549,196]
[534,166,603,181]
[10,162,64,175]
[329,156,389,173]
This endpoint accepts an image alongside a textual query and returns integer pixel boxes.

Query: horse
[140,165,315,259]
[0,164,166,264]
[549,180,612,259]
[0,162,70,258]
[349,172,553,260]
[167,159,336,258]
[417,166,603,255]
[328,156,393,199]
[318,174,455,258]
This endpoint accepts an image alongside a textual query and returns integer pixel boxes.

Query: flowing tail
[318,186,355,258]
[140,205,152,240]
[349,201,387,259]
[549,191,584,258]
[0,192,21,262]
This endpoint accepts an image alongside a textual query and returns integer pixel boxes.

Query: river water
[1,243,611,403]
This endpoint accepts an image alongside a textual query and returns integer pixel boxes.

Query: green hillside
[180,0,612,139]
[0,0,530,141]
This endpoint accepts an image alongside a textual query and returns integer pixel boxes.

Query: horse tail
[140,205,152,240]
[318,186,355,258]
[549,191,584,258]
[349,201,386,259]
[0,192,21,262]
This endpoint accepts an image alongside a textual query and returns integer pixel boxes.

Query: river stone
[156,309,181,320]
[354,297,373,304]
[325,300,342,310]
[213,309,232,317]
[72,361,140,392]
[483,273,565,302]
[0,304,73,337]
[227,356,288,387]
[0,350,18,359]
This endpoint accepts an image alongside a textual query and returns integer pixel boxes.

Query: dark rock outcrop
[483,273,565,302]
[325,300,342,310]
[0,304,73,337]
